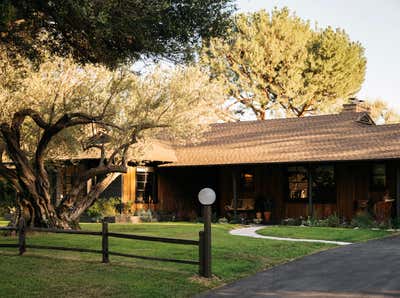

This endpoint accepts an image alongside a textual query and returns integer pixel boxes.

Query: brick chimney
[341,97,370,113]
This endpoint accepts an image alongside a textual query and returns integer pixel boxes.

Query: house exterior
[57,100,400,223]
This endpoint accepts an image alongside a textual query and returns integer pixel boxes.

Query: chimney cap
[348,97,364,104]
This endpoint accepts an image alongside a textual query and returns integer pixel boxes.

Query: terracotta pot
[263,211,272,222]
[256,212,263,220]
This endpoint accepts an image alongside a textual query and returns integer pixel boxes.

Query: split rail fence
[0,219,210,277]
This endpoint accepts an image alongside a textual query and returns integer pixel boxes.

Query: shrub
[392,217,400,229]
[86,197,121,220]
[301,216,318,227]
[137,209,158,222]
[309,213,341,227]
[217,217,228,224]
[0,180,16,217]
[350,212,375,229]
[282,217,302,226]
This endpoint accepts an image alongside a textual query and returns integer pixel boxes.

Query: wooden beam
[232,170,238,222]
[308,166,313,218]
[397,166,400,218]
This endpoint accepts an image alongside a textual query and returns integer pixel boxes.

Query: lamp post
[198,187,216,278]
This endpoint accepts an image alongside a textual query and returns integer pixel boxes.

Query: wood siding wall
[122,167,136,204]
[157,161,400,222]
[157,167,218,219]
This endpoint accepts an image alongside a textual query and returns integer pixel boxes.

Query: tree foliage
[202,8,367,120]
[0,0,235,67]
[364,99,400,124]
[0,50,224,228]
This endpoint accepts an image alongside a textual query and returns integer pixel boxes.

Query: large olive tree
[0,51,223,228]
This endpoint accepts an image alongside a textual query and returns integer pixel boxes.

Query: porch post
[232,170,238,222]
[308,166,313,218]
[396,166,400,218]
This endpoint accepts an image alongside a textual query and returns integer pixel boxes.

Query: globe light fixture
[198,188,216,205]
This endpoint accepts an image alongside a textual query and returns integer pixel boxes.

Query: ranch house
[55,100,400,223]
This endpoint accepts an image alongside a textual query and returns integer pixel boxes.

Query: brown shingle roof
[164,112,400,167]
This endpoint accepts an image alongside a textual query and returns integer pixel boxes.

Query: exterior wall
[122,166,136,207]
[53,159,400,221]
[157,167,218,219]
[157,161,400,222]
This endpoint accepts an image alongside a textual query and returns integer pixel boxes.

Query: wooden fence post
[18,217,26,255]
[199,231,205,277]
[102,220,109,263]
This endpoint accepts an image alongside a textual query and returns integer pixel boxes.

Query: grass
[256,226,397,242]
[0,222,335,298]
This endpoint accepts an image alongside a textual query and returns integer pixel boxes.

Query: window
[371,163,386,190]
[287,165,336,203]
[239,169,255,196]
[312,165,336,203]
[287,166,308,201]
[227,169,255,211]
[135,167,157,203]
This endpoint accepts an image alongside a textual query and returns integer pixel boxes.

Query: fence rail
[107,232,199,245]
[0,219,209,277]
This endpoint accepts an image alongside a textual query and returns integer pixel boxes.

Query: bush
[282,217,302,226]
[217,217,228,224]
[307,213,341,227]
[0,180,16,217]
[136,209,158,222]
[392,217,400,229]
[350,212,375,229]
[86,197,121,220]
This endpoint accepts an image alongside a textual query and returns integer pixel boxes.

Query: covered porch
[157,160,400,223]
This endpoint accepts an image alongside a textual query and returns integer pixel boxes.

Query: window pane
[288,166,308,200]
[239,170,255,195]
[312,165,336,202]
[371,164,386,189]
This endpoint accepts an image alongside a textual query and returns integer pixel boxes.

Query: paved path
[198,235,400,298]
[230,226,352,245]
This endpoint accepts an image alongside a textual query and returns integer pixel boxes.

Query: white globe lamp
[198,188,216,205]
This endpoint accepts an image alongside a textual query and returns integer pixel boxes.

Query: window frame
[285,165,336,204]
[311,165,336,204]
[370,163,386,191]
[286,166,309,202]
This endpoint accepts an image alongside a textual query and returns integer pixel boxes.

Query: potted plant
[263,196,273,223]
[254,194,265,221]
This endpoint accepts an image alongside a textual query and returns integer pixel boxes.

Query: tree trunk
[68,173,120,223]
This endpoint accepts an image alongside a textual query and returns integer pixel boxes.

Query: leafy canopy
[0,0,235,67]
[0,48,224,164]
[364,99,400,124]
[0,50,224,227]
[202,8,367,120]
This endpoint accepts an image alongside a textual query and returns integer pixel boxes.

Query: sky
[237,0,400,111]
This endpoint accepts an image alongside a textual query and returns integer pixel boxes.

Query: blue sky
[237,0,400,111]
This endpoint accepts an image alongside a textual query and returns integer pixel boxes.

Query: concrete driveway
[198,235,400,298]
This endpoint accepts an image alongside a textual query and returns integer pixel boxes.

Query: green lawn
[0,222,334,298]
[256,226,396,242]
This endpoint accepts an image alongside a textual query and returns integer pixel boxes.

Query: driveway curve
[198,235,400,298]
